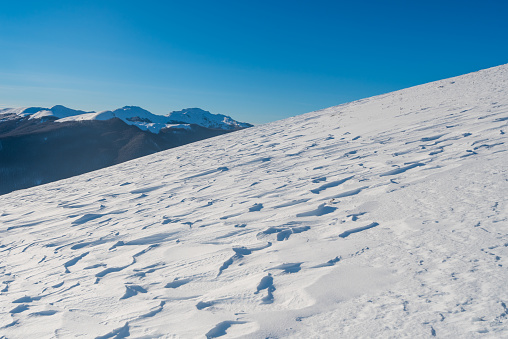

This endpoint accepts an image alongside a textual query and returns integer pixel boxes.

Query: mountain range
[0,106,252,195]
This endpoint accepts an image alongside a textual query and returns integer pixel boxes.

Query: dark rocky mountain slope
[0,113,246,195]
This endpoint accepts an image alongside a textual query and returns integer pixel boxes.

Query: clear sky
[1,1,507,124]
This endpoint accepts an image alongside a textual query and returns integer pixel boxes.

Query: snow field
[0,64,507,338]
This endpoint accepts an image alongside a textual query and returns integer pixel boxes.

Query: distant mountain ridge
[0,105,92,120]
[0,105,252,133]
[167,108,252,130]
[0,105,252,195]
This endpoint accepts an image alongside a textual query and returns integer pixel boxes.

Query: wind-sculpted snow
[1,64,508,338]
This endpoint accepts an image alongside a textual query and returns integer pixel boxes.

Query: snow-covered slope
[29,105,92,120]
[55,111,115,122]
[1,65,507,338]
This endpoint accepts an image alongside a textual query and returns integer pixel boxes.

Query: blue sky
[1,1,507,124]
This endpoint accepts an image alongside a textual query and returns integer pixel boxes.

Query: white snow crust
[1,64,507,338]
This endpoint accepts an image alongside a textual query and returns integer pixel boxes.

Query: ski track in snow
[1,65,508,338]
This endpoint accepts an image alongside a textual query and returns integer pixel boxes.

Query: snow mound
[0,64,507,338]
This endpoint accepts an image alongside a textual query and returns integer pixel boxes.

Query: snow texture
[0,64,507,338]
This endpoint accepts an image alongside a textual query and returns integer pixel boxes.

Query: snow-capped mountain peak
[0,106,47,117]
[28,105,91,120]
[111,106,160,121]
[167,108,253,130]
[0,105,91,120]
[48,105,92,119]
